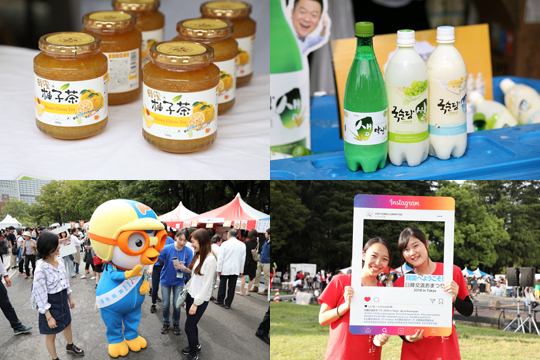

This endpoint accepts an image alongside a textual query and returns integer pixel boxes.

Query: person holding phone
[149,230,193,335]
[393,227,473,360]
[318,237,392,360]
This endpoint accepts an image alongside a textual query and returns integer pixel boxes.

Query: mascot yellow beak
[140,247,160,265]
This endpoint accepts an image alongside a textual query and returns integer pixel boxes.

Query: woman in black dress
[236,229,258,296]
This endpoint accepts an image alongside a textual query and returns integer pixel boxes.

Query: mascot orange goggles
[88,229,168,256]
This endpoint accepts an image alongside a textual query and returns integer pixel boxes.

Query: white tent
[0,214,22,229]
[159,201,198,223]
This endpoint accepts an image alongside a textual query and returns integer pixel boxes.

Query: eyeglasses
[88,229,167,256]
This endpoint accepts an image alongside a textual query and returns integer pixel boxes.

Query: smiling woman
[317,237,393,360]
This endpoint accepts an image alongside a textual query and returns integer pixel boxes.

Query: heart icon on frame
[364,297,371,302]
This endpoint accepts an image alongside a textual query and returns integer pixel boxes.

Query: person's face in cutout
[362,242,390,278]
[402,235,429,268]
[291,0,322,39]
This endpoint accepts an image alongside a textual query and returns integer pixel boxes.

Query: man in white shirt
[214,229,245,309]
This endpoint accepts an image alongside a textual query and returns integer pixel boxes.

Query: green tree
[2,199,33,226]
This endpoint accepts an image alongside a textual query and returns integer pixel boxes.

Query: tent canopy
[166,193,269,231]
[472,268,493,277]
[0,214,22,229]
[462,267,475,276]
[159,201,198,223]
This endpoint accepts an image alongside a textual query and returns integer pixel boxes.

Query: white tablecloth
[0,45,269,179]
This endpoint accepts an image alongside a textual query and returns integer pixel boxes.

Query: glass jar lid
[176,18,233,40]
[83,11,137,31]
[112,0,159,13]
[39,32,101,57]
[150,41,214,66]
[201,1,252,19]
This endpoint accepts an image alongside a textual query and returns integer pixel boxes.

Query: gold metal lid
[176,18,233,40]
[83,11,137,31]
[150,41,214,66]
[39,32,101,56]
[112,0,159,13]
[201,1,252,19]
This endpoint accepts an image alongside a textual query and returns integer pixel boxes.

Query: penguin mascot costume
[88,199,167,358]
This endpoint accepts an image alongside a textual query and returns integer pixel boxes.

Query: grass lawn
[271,302,540,360]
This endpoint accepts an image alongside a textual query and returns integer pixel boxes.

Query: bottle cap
[39,32,101,57]
[436,26,455,41]
[397,29,415,45]
[83,11,137,31]
[468,91,484,106]
[355,22,374,37]
[112,0,159,13]
[176,18,233,41]
[150,40,214,67]
[201,1,251,20]
[473,113,486,131]
[499,78,516,93]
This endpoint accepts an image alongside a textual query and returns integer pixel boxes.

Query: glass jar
[201,1,256,87]
[174,18,237,114]
[112,0,165,67]
[82,11,142,105]
[33,32,108,140]
[142,41,220,153]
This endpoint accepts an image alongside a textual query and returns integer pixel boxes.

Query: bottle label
[34,74,108,126]
[236,35,254,77]
[142,84,218,140]
[343,109,388,145]
[270,69,310,158]
[141,28,164,67]
[215,57,237,104]
[387,83,429,144]
[429,77,467,135]
[103,49,139,94]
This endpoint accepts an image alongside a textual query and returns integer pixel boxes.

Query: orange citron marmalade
[82,11,142,105]
[34,32,108,140]
[143,41,220,153]
[201,1,256,87]
[174,18,238,114]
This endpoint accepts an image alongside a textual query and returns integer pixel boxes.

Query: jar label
[157,42,206,56]
[386,83,429,144]
[215,57,236,104]
[34,74,108,127]
[206,2,247,10]
[183,19,228,30]
[103,49,139,94]
[46,33,95,46]
[142,84,218,140]
[89,11,132,21]
[343,108,388,145]
[141,27,164,67]
[236,35,254,77]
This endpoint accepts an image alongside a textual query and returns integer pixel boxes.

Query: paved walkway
[0,256,270,360]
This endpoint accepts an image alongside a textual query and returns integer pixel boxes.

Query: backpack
[11,234,18,255]
[0,238,8,255]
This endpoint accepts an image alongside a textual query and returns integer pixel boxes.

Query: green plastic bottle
[270,0,310,159]
[343,22,388,172]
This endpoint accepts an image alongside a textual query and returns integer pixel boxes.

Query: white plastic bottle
[499,78,540,124]
[426,26,467,160]
[469,91,518,129]
[385,30,429,167]
[476,72,485,95]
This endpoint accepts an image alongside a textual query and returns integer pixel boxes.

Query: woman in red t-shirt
[393,227,473,360]
[318,237,393,360]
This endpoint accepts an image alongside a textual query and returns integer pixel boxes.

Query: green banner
[388,130,429,144]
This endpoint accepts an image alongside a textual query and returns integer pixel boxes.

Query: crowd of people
[0,224,272,360]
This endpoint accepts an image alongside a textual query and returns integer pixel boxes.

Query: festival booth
[164,193,270,237]
[0,214,22,229]
[462,267,476,277]
[158,201,198,225]
[472,268,493,278]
